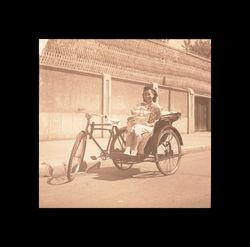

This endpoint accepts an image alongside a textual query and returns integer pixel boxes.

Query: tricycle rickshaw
[67,109,183,181]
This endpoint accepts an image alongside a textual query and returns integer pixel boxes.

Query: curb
[182,145,211,154]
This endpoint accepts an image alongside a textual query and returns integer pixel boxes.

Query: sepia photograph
[39,39,211,208]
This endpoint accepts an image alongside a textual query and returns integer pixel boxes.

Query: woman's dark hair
[142,86,158,103]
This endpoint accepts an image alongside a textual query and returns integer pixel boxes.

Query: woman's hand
[144,122,153,127]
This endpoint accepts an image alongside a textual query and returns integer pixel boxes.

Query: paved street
[39,150,211,208]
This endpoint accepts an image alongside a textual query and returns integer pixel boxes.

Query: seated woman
[124,86,161,156]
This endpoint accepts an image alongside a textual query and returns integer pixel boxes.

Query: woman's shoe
[124,147,131,155]
[130,150,137,156]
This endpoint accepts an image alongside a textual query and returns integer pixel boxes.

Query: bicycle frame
[83,113,121,159]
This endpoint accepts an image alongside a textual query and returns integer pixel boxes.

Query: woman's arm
[155,106,161,121]
[146,106,161,127]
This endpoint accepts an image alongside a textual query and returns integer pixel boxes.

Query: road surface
[39,150,211,208]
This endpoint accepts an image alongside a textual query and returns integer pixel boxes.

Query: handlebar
[78,108,107,119]
[78,108,120,127]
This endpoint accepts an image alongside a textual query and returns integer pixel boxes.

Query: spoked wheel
[67,131,87,181]
[155,128,182,175]
[110,128,133,170]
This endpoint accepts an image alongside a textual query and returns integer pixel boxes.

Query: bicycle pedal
[90,156,97,160]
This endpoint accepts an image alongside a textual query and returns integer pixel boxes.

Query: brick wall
[40,39,210,95]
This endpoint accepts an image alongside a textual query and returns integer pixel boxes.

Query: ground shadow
[45,162,163,184]
[132,170,163,178]
[76,167,140,181]
[77,166,163,181]
[46,176,70,185]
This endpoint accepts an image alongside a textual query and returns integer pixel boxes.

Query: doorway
[195,96,210,131]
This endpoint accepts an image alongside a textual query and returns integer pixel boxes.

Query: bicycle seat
[108,118,120,126]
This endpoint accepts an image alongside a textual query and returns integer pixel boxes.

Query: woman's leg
[124,132,133,154]
[130,125,153,155]
[130,134,142,155]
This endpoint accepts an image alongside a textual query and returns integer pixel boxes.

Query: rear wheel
[110,128,133,170]
[67,131,87,181]
[155,129,182,175]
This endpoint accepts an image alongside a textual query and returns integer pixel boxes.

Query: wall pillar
[187,88,195,134]
[103,74,111,116]
[102,74,111,137]
[208,99,211,131]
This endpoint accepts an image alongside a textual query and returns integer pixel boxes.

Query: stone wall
[40,39,210,96]
[39,39,210,140]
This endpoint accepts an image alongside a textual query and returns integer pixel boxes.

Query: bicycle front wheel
[67,131,87,181]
